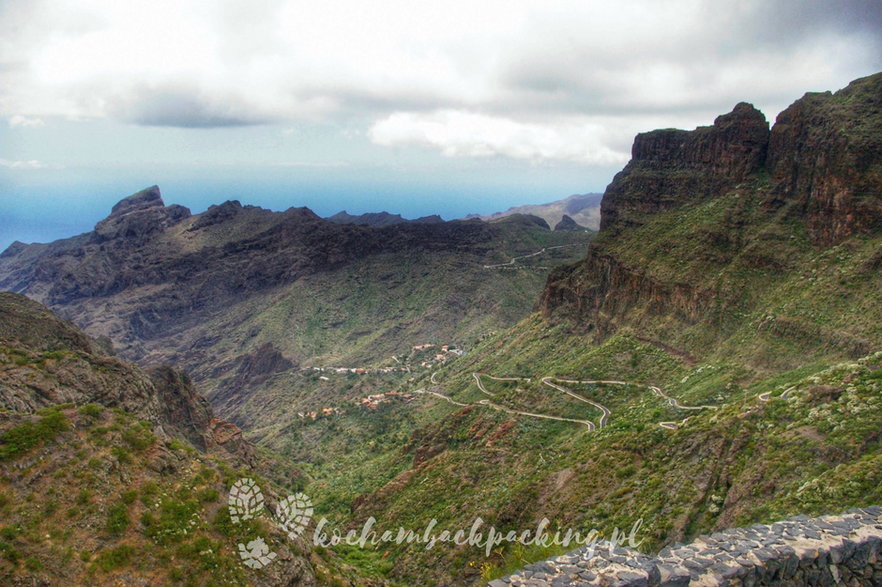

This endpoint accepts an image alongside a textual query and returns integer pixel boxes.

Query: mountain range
[1,72,880,585]
[476,193,603,231]
[325,210,444,227]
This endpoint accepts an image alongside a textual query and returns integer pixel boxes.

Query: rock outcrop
[0,292,252,461]
[767,75,882,246]
[554,215,583,231]
[600,102,770,234]
[540,73,882,362]
[599,74,882,243]
[94,185,191,243]
[210,343,297,423]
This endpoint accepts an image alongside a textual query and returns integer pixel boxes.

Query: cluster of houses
[297,406,342,420]
[301,343,467,377]
[412,343,465,368]
[306,366,408,375]
[359,390,414,410]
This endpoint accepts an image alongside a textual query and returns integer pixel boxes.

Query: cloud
[105,83,270,128]
[0,158,52,169]
[0,0,879,163]
[8,115,44,127]
[273,161,350,168]
[369,110,629,164]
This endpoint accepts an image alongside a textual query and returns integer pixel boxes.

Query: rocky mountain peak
[554,214,582,231]
[94,185,190,242]
[600,75,881,242]
[109,185,165,217]
[601,102,770,233]
[714,101,767,126]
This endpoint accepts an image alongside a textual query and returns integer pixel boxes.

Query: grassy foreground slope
[0,293,384,586]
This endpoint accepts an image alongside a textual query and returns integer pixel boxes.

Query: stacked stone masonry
[492,507,882,586]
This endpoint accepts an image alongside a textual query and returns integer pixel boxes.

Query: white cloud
[0,0,878,163]
[274,161,349,168]
[369,110,629,164]
[8,115,45,128]
[0,158,52,169]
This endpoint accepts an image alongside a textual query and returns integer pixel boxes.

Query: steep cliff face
[539,244,713,339]
[767,74,882,245]
[599,102,770,234]
[542,73,882,365]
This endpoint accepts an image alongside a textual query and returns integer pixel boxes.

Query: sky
[1,0,880,250]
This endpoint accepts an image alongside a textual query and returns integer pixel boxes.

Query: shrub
[93,544,135,571]
[121,427,155,451]
[140,481,159,505]
[0,411,68,460]
[76,490,92,505]
[0,526,17,540]
[106,504,129,535]
[78,404,103,418]
[0,540,20,564]
[196,488,219,503]
[144,498,201,544]
[111,447,131,464]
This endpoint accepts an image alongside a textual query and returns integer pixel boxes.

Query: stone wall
[493,507,882,586]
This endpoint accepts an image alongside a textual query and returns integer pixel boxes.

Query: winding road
[417,372,718,432]
[541,377,613,428]
[414,389,597,429]
[651,385,718,411]
[659,417,692,430]
[758,387,796,402]
[482,243,585,270]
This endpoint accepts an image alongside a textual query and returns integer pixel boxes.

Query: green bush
[144,498,201,544]
[76,490,92,505]
[93,544,135,571]
[121,427,155,451]
[0,540,20,564]
[111,447,131,464]
[78,404,103,418]
[196,488,219,503]
[0,410,68,460]
[140,481,159,505]
[106,503,129,535]
[0,526,19,540]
